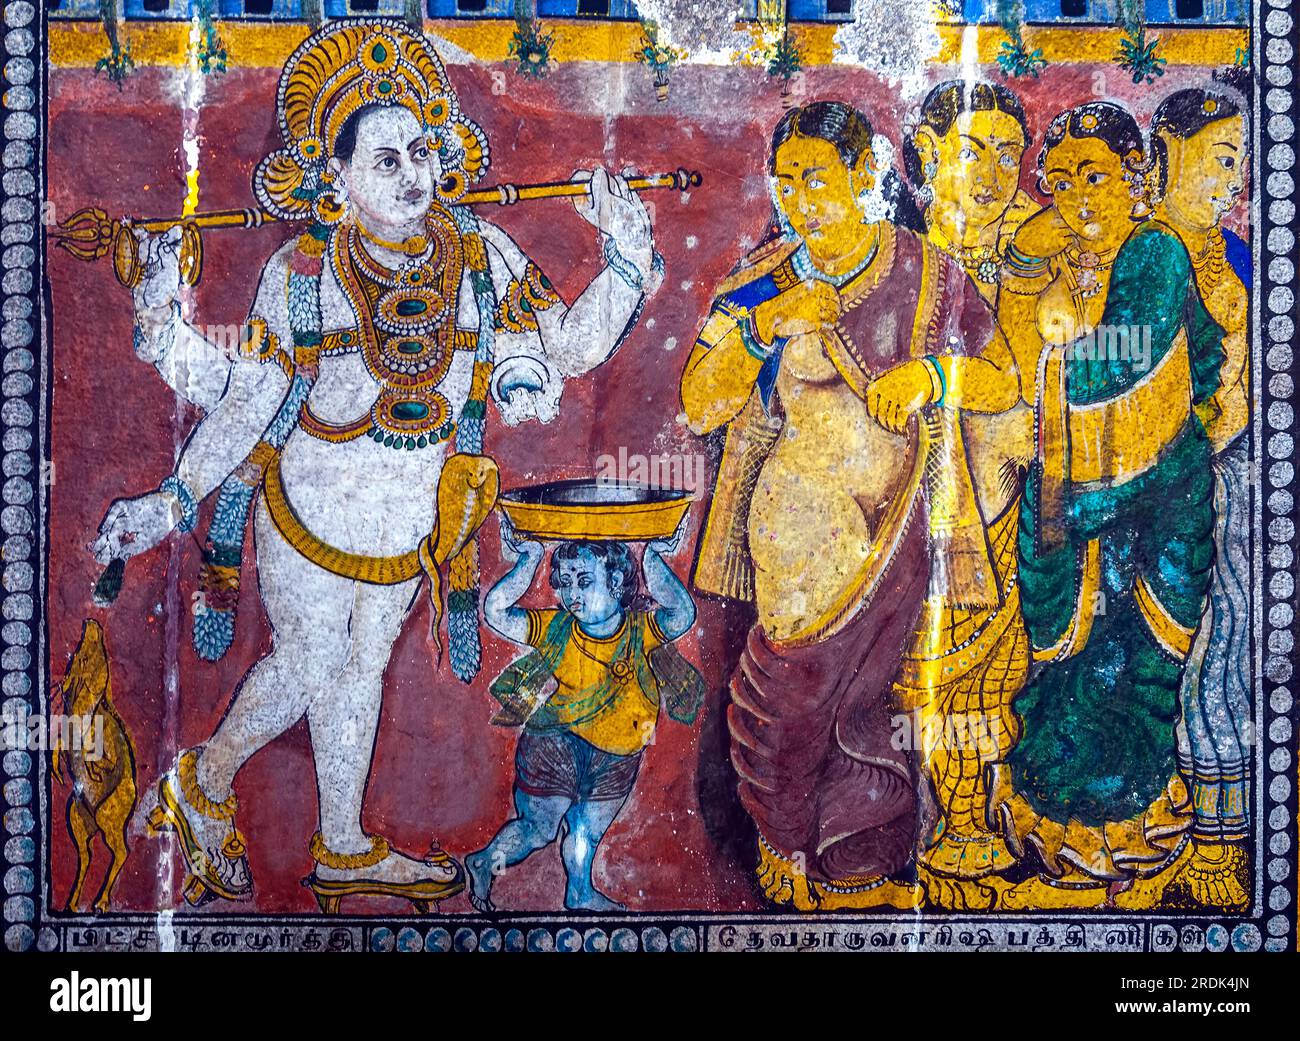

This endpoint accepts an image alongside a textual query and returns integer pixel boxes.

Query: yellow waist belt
[1066,328,1192,486]
[260,451,500,591]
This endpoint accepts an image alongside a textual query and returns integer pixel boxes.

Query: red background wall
[45,56,1242,914]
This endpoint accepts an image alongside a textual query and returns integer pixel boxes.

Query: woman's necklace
[793,224,881,288]
[927,220,1003,285]
[1065,241,1119,299]
[1190,226,1227,291]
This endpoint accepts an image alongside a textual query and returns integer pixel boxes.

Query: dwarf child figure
[467,514,701,912]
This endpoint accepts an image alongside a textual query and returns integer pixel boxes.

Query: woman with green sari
[985,102,1227,910]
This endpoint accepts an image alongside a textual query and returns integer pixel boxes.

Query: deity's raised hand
[133,226,183,310]
[131,226,184,359]
[91,491,182,566]
[572,167,655,279]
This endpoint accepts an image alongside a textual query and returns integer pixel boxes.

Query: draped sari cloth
[728,505,930,881]
[714,229,994,883]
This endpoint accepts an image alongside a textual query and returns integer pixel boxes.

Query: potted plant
[509,0,555,80]
[637,19,684,102]
[766,26,803,107]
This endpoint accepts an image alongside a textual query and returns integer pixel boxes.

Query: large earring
[917,159,937,205]
[313,187,348,226]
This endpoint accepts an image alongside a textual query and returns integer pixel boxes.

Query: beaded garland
[328,206,467,451]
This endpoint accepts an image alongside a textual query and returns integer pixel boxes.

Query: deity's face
[915,109,1026,236]
[333,105,437,233]
[1159,115,1246,231]
[553,549,624,630]
[773,133,876,264]
[1041,134,1137,246]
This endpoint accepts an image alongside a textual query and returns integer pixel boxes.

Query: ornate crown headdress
[253,19,489,222]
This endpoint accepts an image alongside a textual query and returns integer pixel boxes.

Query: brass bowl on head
[498,479,692,542]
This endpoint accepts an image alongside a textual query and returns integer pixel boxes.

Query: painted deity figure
[467,519,700,912]
[91,20,659,912]
[680,101,1007,910]
[982,102,1228,910]
[1149,77,1252,910]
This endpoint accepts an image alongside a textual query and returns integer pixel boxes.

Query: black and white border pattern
[2,1,1297,952]
[1,0,45,954]
[1258,0,1299,955]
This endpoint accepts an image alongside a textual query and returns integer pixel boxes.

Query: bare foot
[465,850,497,912]
[997,873,1108,911]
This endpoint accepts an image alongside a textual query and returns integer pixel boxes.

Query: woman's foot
[1172,842,1249,911]
[917,863,1009,911]
[998,872,1108,911]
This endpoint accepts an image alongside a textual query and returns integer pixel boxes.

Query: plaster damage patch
[631,0,752,63]
[834,0,942,91]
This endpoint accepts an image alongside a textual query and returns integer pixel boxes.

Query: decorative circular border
[1259,0,1300,954]
[0,0,46,954]
[2,3,1298,953]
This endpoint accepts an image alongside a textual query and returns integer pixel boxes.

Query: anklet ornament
[178,749,238,821]
[310,832,391,870]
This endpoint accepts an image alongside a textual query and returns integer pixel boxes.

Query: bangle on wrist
[923,354,947,408]
[602,236,661,293]
[159,474,199,533]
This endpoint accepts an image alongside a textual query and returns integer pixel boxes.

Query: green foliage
[636,19,682,80]
[996,34,1047,79]
[94,0,134,91]
[510,0,554,80]
[766,27,803,84]
[1115,26,1166,85]
[994,1,1046,79]
[194,0,229,76]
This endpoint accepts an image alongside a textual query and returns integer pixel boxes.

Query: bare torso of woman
[748,329,909,642]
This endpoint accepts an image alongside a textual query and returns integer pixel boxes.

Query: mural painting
[1,0,1296,954]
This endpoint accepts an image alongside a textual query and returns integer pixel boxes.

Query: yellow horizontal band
[47,20,1248,70]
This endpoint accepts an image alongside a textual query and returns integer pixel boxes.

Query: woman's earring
[917,160,937,205]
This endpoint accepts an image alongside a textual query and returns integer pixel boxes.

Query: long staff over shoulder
[49,167,703,289]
